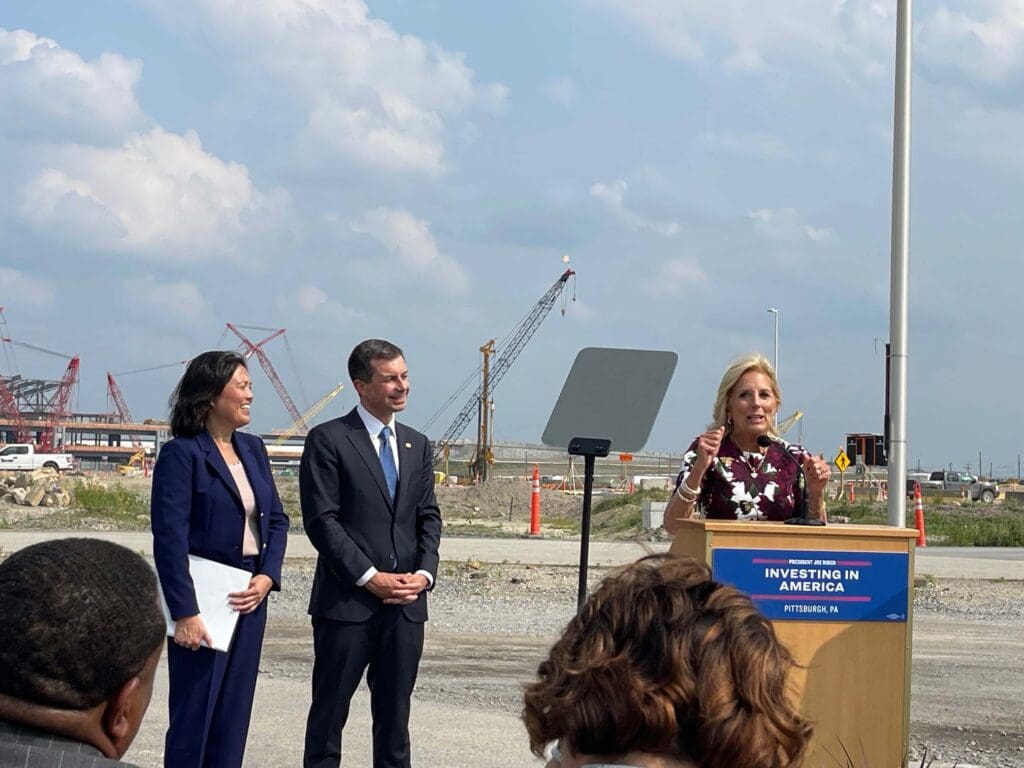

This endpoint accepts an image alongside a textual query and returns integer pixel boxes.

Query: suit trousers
[164,558,267,768]
[303,607,425,768]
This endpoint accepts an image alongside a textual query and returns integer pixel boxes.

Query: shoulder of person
[235,431,264,449]
[156,435,197,459]
[310,411,359,436]
[396,421,428,443]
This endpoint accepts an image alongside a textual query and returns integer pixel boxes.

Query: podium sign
[712,548,909,622]
[670,520,918,767]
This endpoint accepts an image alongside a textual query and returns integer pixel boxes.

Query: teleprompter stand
[542,348,677,611]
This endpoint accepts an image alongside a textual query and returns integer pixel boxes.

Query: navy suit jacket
[300,408,442,623]
[152,430,289,621]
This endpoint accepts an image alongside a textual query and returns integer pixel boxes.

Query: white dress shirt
[354,404,434,590]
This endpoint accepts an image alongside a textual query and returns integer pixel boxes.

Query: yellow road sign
[834,450,851,473]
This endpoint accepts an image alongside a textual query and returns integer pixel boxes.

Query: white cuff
[415,569,434,588]
[356,566,378,587]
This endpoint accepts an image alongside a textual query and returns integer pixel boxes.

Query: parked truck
[0,444,75,472]
[907,471,998,502]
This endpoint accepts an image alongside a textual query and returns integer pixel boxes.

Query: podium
[670,520,918,766]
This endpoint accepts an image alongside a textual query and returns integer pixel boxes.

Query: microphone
[756,434,824,526]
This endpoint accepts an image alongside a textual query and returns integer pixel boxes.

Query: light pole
[767,308,779,377]
[887,0,912,528]
[767,308,779,428]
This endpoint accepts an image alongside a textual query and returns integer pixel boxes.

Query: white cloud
[0,268,56,307]
[647,257,708,297]
[0,27,144,140]
[147,0,507,175]
[749,208,836,244]
[594,0,1024,90]
[18,128,281,258]
[918,1,1024,85]
[697,130,788,159]
[123,275,209,323]
[542,76,578,107]
[284,285,365,323]
[590,0,857,69]
[590,179,680,236]
[351,208,471,296]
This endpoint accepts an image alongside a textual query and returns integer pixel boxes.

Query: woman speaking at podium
[664,354,830,535]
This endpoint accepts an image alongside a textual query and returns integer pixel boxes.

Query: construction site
[0,265,689,484]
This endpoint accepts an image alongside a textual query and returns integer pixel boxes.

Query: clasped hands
[366,572,429,605]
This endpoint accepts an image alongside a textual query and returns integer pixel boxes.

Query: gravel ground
[237,560,1024,768]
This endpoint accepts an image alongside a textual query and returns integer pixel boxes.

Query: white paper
[158,555,254,653]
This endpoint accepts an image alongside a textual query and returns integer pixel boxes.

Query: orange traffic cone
[529,465,541,536]
[913,483,926,547]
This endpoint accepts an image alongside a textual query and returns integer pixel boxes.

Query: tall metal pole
[887,0,912,528]
[768,308,779,428]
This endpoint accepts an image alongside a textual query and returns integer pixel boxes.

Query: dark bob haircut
[523,554,812,768]
[0,538,166,709]
[347,339,404,385]
[169,350,247,437]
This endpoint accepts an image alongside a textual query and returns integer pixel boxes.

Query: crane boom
[271,383,344,445]
[431,268,575,463]
[0,376,30,443]
[107,372,142,448]
[226,323,306,432]
[39,356,79,451]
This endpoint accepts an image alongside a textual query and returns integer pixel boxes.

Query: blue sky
[1,0,1022,475]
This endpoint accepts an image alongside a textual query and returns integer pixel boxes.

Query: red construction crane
[39,355,79,451]
[0,377,30,443]
[0,308,30,443]
[106,372,142,448]
[225,323,307,433]
[0,335,79,449]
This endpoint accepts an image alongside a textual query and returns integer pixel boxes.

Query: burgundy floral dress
[675,434,810,521]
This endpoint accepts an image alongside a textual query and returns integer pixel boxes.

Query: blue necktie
[378,426,398,501]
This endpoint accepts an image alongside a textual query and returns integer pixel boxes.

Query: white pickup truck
[0,444,75,472]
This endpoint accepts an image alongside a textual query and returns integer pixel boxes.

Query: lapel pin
[404,442,412,449]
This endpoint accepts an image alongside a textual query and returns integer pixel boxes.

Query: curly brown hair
[522,554,812,768]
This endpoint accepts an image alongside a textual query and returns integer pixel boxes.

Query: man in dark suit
[0,538,165,768]
[301,339,442,768]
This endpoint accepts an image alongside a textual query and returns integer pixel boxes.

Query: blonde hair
[709,354,781,436]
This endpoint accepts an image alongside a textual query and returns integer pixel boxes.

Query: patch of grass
[594,506,643,534]
[830,500,886,523]
[69,483,150,528]
[924,514,1024,546]
[831,498,1024,546]
[592,488,669,515]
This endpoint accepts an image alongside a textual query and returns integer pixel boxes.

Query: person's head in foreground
[523,554,812,768]
[0,538,165,760]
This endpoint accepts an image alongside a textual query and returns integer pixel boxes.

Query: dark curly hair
[169,350,247,437]
[0,538,166,709]
[348,339,404,384]
[523,554,812,768]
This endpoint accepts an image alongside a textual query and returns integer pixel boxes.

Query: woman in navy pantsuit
[152,351,289,768]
